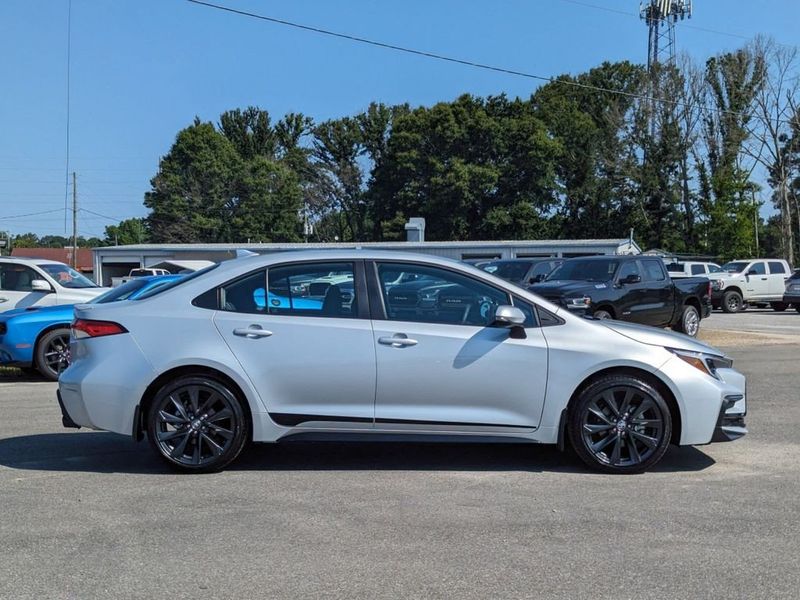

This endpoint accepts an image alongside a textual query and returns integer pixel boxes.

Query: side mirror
[31,280,53,293]
[620,274,641,285]
[492,305,526,327]
[529,274,545,284]
[746,269,757,276]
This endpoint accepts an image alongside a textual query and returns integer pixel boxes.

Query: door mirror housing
[746,269,757,276]
[491,305,526,327]
[31,279,53,293]
[529,274,546,284]
[619,274,641,285]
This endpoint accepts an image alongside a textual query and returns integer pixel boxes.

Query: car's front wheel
[721,290,743,313]
[35,328,72,381]
[771,302,787,312]
[568,375,672,474]
[146,376,249,473]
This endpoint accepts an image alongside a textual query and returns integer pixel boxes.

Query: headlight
[712,279,724,290]
[565,296,591,309]
[669,348,733,380]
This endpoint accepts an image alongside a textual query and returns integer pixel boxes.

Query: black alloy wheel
[568,375,672,474]
[722,291,743,313]
[147,376,249,473]
[35,328,72,381]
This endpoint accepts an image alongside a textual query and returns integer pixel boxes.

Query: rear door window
[768,262,786,275]
[266,262,357,318]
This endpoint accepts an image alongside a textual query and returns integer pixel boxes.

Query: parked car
[57,251,746,475]
[111,267,172,288]
[529,255,711,337]
[0,275,181,380]
[782,270,800,313]
[665,261,724,279]
[712,258,793,312]
[477,258,563,287]
[0,257,107,312]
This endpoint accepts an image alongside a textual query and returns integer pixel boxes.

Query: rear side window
[691,264,705,275]
[768,262,786,275]
[266,262,357,318]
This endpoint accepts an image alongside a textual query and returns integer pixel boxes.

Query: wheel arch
[592,304,616,318]
[722,285,743,296]
[33,322,72,354]
[135,365,254,442]
[564,366,682,445]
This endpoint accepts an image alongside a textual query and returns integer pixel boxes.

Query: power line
[0,208,67,220]
[184,0,794,128]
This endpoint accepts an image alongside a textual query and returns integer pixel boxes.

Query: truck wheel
[593,309,613,320]
[673,305,700,337]
[796,304,800,314]
[771,302,788,312]
[721,291,743,313]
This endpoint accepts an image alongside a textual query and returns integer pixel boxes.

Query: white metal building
[91,238,641,286]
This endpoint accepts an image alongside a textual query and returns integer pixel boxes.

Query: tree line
[8,39,799,264]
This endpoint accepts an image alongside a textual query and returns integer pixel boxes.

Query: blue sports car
[0,275,182,380]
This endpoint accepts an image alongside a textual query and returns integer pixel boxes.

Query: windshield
[547,259,618,282]
[480,261,531,280]
[132,264,218,300]
[39,263,99,288]
[722,262,749,273]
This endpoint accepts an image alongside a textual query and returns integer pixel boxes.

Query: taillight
[72,319,128,339]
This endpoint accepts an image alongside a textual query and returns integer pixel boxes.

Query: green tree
[12,232,40,247]
[104,218,149,245]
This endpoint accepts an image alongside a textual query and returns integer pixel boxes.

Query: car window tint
[749,262,766,275]
[708,264,723,273]
[618,261,641,281]
[640,260,665,281]
[377,263,509,326]
[768,261,786,274]
[531,261,557,277]
[691,264,705,275]
[0,265,39,292]
[666,263,684,273]
[266,262,357,318]
[220,270,267,314]
[511,296,538,327]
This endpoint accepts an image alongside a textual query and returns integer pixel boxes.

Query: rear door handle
[378,335,418,347]
[233,326,273,338]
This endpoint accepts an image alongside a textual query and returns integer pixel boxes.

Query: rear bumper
[56,389,81,429]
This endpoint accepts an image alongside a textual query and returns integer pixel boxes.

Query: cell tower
[640,0,693,70]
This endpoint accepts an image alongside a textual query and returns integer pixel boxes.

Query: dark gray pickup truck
[529,255,712,337]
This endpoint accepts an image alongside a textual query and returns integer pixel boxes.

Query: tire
[592,309,613,320]
[567,375,672,474]
[146,376,249,473]
[796,304,800,314]
[721,290,743,313]
[673,304,700,337]
[35,328,72,381]
[771,302,788,312]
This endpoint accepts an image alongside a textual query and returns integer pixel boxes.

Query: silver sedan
[58,251,747,474]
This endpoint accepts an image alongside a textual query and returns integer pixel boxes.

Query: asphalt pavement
[0,341,798,599]
[704,306,800,336]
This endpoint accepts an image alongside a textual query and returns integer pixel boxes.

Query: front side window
[748,262,766,275]
[377,263,509,326]
[768,261,786,275]
[617,261,641,282]
[0,265,42,292]
[266,262,357,318]
[38,264,98,288]
[708,264,723,274]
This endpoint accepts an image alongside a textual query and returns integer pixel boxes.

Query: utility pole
[71,171,77,268]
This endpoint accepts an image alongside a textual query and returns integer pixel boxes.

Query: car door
[767,261,789,297]
[370,261,548,431]
[744,262,770,299]
[638,259,674,326]
[0,264,57,311]
[613,261,650,324]
[212,260,377,427]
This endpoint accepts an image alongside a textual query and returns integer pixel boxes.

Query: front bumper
[710,394,747,442]
[782,293,800,305]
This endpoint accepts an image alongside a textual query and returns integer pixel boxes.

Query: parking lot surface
[1,340,798,599]
[704,307,800,337]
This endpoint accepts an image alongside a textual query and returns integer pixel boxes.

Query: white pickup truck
[0,257,107,312]
[712,258,793,312]
[111,268,171,288]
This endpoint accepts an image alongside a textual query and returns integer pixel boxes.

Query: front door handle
[761,277,768,280]
[378,334,418,347]
[233,326,273,339]
[0,298,7,303]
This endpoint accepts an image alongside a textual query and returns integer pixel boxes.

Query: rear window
[132,264,219,300]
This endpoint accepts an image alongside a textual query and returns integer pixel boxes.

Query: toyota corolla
[57,251,747,474]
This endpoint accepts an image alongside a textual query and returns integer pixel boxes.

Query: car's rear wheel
[673,304,700,337]
[35,328,71,381]
[146,376,249,473]
[568,375,672,474]
[771,302,788,312]
[721,290,743,313]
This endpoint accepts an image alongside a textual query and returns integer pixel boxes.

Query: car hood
[598,319,724,356]
[530,280,608,295]
[1,304,76,319]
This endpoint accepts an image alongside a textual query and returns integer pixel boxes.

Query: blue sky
[1,0,798,239]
